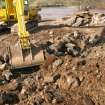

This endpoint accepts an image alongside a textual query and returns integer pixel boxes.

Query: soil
[0,19,105,105]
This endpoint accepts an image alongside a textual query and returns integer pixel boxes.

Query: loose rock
[67,45,81,57]
[52,73,61,82]
[64,16,76,26]
[33,97,44,105]
[82,95,95,105]
[0,93,4,105]
[72,17,83,27]
[52,95,63,104]
[44,75,54,83]
[52,59,63,68]
[23,78,37,95]
[2,70,13,81]
[66,75,81,89]
[0,76,7,85]
[3,92,19,104]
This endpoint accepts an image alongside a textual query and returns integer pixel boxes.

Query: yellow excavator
[0,0,45,69]
[0,0,41,32]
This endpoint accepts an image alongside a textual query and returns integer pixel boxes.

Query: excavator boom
[15,0,30,49]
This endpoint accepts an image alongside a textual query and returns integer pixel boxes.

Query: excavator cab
[0,0,7,21]
[0,0,41,31]
[0,0,16,22]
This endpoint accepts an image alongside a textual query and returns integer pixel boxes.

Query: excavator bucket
[6,43,45,69]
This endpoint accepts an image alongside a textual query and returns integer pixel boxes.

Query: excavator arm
[15,0,30,49]
[5,0,45,69]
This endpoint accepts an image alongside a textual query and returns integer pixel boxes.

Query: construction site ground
[1,11,105,105]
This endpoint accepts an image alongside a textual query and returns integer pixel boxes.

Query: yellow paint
[0,0,39,21]
[0,0,40,49]
[15,0,29,49]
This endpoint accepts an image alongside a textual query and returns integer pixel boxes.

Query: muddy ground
[0,17,105,105]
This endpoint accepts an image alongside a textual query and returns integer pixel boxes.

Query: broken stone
[0,55,5,64]
[3,92,19,104]
[0,63,6,70]
[46,46,55,54]
[37,83,44,91]
[0,93,4,105]
[44,86,55,102]
[79,76,84,82]
[61,11,94,27]
[65,43,75,50]
[33,97,44,105]
[44,75,54,83]
[66,75,81,89]
[83,18,90,25]
[81,51,88,58]
[52,95,63,104]
[88,35,101,46]
[44,73,60,83]
[73,31,81,39]
[0,76,7,85]
[23,78,37,95]
[65,43,75,49]
[56,41,66,52]
[19,93,27,101]
[35,72,42,81]
[57,73,81,90]
[44,85,61,103]
[82,95,95,105]
[0,79,19,91]
[7,79,19,91]
[63,34,71,43]
[95,69,99,75]
[19,87,28,101]
[48,44,57,51]
[64,16,76,26]
[54,51,65,56]
[3,54,9,64]
[52,59,63,68]
[2,70,13,81]
[67,46,81,57]
[72,17,83,27]
[48,41,66,55]
[96,74,102,80]
[52,73,61,82]
[49,31,54,35]
[91,13,105,25]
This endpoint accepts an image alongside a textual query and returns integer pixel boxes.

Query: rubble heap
[59,11,105,27]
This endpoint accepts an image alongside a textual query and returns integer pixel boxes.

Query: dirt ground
[0,20,105,105]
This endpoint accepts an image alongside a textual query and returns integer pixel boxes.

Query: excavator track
[0,20,39,34]
[0,24,10,34]
[26,20,38,33]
